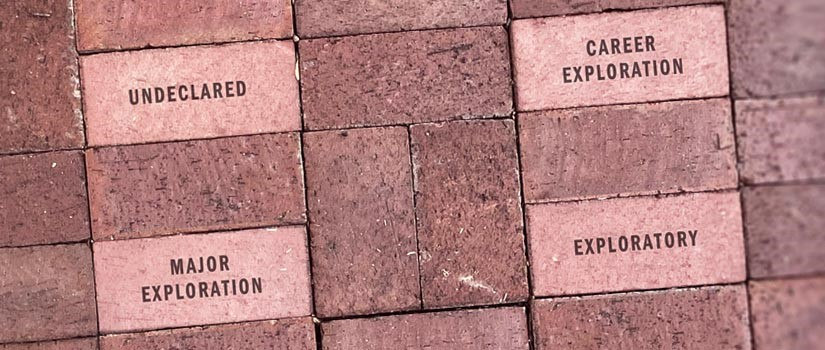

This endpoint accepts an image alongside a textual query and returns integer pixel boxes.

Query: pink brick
[93,227,311,333]
[511,5,728,111]
[750,277,825,350]
[527,191,746,296]
[81,41,299,146]
[0,338,97,350]
[511,0,724,18]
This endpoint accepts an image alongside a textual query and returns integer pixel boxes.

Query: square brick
[750,277,825,350]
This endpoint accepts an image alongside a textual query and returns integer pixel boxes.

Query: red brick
[750,277,825,350]
[300,27,512,130]
[304,127,420,317]
[0,338,97,350]
[86,133,305,240]
[519,98,737,203]
[532,285,751,349]
[527,191,746,296]
[736,95,825,184]
[1,0,83,154]
[322,307,528,350]
[295,0,506,38]
[0,244,97,343]
[75,0,293,52]
[511,0,723,18]
[410,120,528,308]
[0,151,90,247]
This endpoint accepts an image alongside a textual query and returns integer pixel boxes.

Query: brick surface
[86,133,305,240]
[75,0,293,52]
[728,0,825,98]
[81,41,299,146]
[519,98,737,203]
[750,277,825,350]
[411,120,528,308]
[736,95,825,184]
[300,27,512,130]
[94,227,311,333]
[0,338,97,350]
[527,191,746,296]
[511,5,728,111]
[322,307,529,350]
[0,244,97,343]
[304,127,420,317]
[295,0,506,38]
[511,0,724,18]
[532,285,751,349]
[100,318,315,349]
[0,0,83,154]
[0,151,90,247]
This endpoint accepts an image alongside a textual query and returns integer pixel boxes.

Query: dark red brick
[510,0,722,18]
[410,119,528,309]
[0,151,90,247]
[0,244,97,343]
[0,338,97,350]
[0,0,83,154]
[300,27,512,130]
[86,133,305,240]
[304,127,420,317]
[750,277,825,350]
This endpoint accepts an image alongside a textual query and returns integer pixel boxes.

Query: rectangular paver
[511,0,723,18]
[750,277,825,350]
[0,338,97,350]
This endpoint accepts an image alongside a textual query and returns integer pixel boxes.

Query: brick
[295,0,506,38]
[86,133,305,240]
[93,227,311,333]
[519,98,737,203]
[0,0,83,154]
[527,191,746,296]
[750,277,825,350]
[532,285,751,349]
[322,307,529,350]
[511,5,728,111]
[0,244,97,343]
[728,0,825,98]
[0,338,97,350]
[410,120,528,308]
[300,27,512,130]
[511,0,723,18]
[304,127,420,317]
[75,0,292,52]
[99,318,315,349]
[735,95,825,184]
[0,151,90,247]
[81,41,299,146]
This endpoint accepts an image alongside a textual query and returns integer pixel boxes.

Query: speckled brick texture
[736,95,825,184]
[511,0,723,18]
[411,120,528,308]
[728,0,825,98]
[322,307,529,350]
[295,0,506,38]
[0,0,83,154]
[0,151,90,247]
[300,27,512,130]
[86,133,305,240]
[519,98,737,203]
[305,127,420,317]
[75,0,293,52]
[0,244,97,343]
[750,277,825,350]
[532,285,751,349]
[0,338,97,350]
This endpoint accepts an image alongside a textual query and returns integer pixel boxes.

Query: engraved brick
[86,133,305,240]
[519,98,737,203]
[81,41,299,146]
[532,285,751,349]
[0,244,97,343]
[750,277,825,350]
[295,0,506,38]
[322,307,529,350]
[511,0,723,18]
[0,151,90,247]
[511,5,728,111]
[410,120,528,308]
[75,0,293,52]
[1,0,83,154]
[527,191,746,296]
[735,95,825,184]
[99,318,315,349]
[93,227,311,333]
[300,27,512,130]
[304,127,420,317]
[0,338,97,350]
